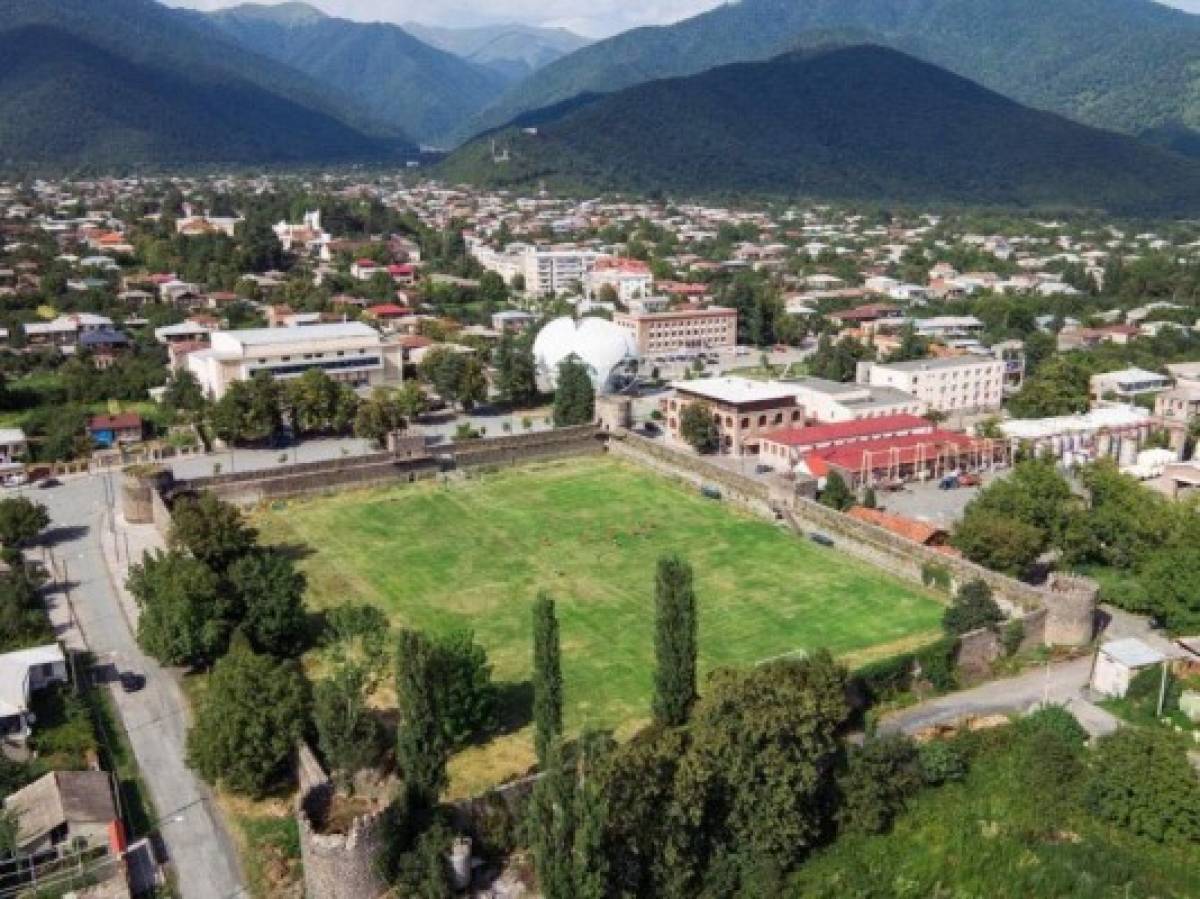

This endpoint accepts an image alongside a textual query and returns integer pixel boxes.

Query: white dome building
[533,316,639,394]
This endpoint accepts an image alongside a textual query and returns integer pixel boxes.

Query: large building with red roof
[796,430,1002,487]
[759,414,935,471]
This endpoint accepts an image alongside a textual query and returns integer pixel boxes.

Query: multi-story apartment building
[587,257,653,301]
[857,355,1005,414]
[614,304,737,357]
[521,247,602,297]
[186,322,403,399]
[665,377,805,456]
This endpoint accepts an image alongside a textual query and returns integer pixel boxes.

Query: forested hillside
[466,0,1200,155]
[442,45,1200,215]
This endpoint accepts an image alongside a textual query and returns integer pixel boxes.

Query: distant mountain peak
[217,2,328,27]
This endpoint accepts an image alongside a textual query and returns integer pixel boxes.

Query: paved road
[35,475,246,899]
[878,655,1095,735]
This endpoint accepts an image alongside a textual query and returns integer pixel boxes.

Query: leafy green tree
[456,356,489,411]
[1061,460,1171,569]
[819,470,854,511]
[885,322,927,362]
[496,331,538,406]
[0,497,49,547]
[596,725,688,897]
[652,554,698,727]
[209,376,276,445]
[129,550,233,667]
[168,491,257,572]
[951,512,1044,576]
[353,387,407,446]
[163,368,207,414]
[227,550,308,658]
[917,740,967,785]
[808,333,868,382]
[1137,544,1200,633]
[396,630,450,808]
[187,636,310,797]
[532,592,563,768]
[1007,355,1091,418]
[0,561,52,652]
[1085,728,1200,844]
[283,369,358,435]
[953,459,1078,572]
[526,745,609,899]
[429,628,496,748]
[313,658,382,790]
[837,734,923,834]
[942,578,1003,635]
[552,356,595,427]
[418,347,467,408]
[671,653,850,889]
[679,402,719,454]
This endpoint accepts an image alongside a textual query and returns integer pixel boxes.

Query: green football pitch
[257,457,943,790]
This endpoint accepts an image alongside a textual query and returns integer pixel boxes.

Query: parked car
[3,473,27,488]
[37,478,62,489]
[119,671,146,693]
[938,475,959,490]
[958,472,982,487]
[809,532,835,547]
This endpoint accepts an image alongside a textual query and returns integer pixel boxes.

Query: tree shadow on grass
[477,680,533,745]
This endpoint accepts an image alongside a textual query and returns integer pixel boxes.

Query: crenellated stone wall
[295,743,390,899]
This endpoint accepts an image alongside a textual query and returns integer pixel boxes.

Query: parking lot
[871,467,1010,529]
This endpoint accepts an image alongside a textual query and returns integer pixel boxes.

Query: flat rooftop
[873,355,1001,372]
[216,322,380,348]
[673,377,799,405]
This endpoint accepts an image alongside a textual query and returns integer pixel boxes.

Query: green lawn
[260,458,941,735]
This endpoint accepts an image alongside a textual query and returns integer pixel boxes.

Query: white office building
[857,355,1006,415]
[186,323,403,399]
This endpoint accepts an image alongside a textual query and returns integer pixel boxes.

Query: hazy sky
[169,0,1197,38]
[168,0,727,37]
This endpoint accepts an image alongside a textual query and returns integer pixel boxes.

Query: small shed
[1091,637,1165,698]
[4,770,120,857]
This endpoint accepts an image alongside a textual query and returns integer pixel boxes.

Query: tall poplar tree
[395,629,449,808]
[531,592,563,767]
[652,554,698,727]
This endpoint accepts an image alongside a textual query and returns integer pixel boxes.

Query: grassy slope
[790,726,1200,898]
[258,457,942,735]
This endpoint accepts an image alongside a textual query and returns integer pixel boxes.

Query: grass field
[257,457,944,792]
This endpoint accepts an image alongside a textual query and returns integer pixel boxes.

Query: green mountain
[465,0,1200,155]
[403,21,591,84]
[441,45,1200,215]
[0,0,410,170]
[206,3,509,147]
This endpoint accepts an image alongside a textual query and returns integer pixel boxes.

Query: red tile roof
[88,412,142,431]
[847,506,946,545]
[762,414,933,448]
[812,430,979,471]
[367,303,409,318]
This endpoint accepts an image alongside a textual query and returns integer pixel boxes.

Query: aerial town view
[1,0,1200,897]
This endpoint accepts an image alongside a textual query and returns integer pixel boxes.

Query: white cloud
[1157,0,1200,11]
[166,0,729,37]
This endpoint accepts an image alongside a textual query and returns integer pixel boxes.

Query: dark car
[809,532,835,547]
[37,478,62,489]
[120,671,146,693]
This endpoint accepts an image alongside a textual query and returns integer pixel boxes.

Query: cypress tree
[532,592,563,767]
[652,554,698,727]
[553,356,595,426]
[395,629,449,809]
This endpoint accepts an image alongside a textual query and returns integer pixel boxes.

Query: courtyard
[256,456,945,792]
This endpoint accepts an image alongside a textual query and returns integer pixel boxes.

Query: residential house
[88,413,143,448]
[4,770,121,859]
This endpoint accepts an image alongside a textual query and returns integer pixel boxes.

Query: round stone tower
[1040,573,1098,647]
[297,782,391,899]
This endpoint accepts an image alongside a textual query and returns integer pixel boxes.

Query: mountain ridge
[0,0,409,170]
[462,0,1200,154]
[441,44,1200,216]
[206,3,509,147]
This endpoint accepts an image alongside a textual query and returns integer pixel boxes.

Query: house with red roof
[88,412,143,448]
[795,429,1000,487]
[847,506,957,553]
